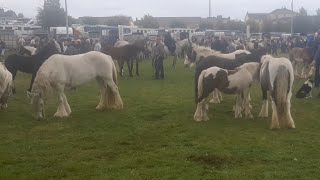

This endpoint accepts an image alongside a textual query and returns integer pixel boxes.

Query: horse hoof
[96,105,105,111]
[54,113,69,118]
[210,99,220,104]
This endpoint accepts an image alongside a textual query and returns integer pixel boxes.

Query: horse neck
[32,72,50,98]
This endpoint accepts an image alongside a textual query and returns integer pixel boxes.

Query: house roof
[246,13,268,20]
[270,8,296,15]
[154,17,202,28]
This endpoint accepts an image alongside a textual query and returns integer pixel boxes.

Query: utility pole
[209,0,212,18]
[65,0,69,38]
[291,0,294,34]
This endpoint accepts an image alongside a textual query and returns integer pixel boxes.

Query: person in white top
[94,40,102,52]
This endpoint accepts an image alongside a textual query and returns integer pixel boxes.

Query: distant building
[245,8,297,33]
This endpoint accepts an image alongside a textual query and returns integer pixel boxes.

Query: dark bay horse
[101,39,146,77]
[5,40,60,93]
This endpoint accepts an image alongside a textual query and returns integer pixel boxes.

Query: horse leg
[54,84,69,118]
[270,100,280,130]
[11,70,18,94]
[172,55,177,68]
[234,93,243,118]
[243,88,253,119]
[210,89,220,104]
[96,78,106,111]
[194,99,208,122]
[136,60,140,76]
[259,88,269,118]
[285,91,295,129]
[127,60,133,77]
[28,73,37,93]
[105,79,123,110]
[119,60,124,77]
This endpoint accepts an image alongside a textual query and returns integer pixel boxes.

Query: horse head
[27,91,45,120]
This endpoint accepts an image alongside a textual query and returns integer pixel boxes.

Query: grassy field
[1,56,320,179]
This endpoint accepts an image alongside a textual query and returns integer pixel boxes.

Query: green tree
[247,19,260,33]
[316,8,320,16]
[135,14,159,28]
[17,13,24,18]
[299,7,308,16]
[80,17,99,25]
[37,0,67,29]
[169,20,187,28]
[199,20,213,30]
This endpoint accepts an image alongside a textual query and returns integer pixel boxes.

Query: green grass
[1,57,320,179]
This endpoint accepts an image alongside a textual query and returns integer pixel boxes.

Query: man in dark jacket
[64,40,79,55]
[211,37,222,51]
[314,45,320,90]
[154,37,165,79]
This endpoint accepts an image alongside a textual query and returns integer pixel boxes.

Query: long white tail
[274,66,290,121]
[197,70,206,101]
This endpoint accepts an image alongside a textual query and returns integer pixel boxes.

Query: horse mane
[32,72,52,98]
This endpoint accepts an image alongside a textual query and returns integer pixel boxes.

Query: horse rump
[273,66,290,121]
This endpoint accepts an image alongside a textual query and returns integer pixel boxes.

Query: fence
[0,30,17,49]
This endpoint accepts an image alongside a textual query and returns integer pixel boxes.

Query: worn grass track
[0,56,320,179]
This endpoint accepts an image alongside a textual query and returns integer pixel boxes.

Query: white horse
[259,55,295,129]
[194,62,260,122]
[0,63,13,109]
[28,51,123,120]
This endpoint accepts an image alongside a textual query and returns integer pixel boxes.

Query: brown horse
[289,47,314,78]
[101,40,145,77]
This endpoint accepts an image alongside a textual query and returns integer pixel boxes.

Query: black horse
[194,48,267,103]
[101,39,146,77]
[163,32,177,67]
[5,40,60,93]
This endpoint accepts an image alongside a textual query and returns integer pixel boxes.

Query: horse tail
[112,60,118,86]
[195,69,201,104]
[273,65,290,121]
[196,70,206,104]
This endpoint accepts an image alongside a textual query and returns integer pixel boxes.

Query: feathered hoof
[194,116,203,122]
[54,112,69,118]
[287,123,296,129]
[1,104,8,110]
[210,99,220,104]
[96,104,106,111]
[246,114,254,119]
[270,126,280,130]
[112,102,124,110]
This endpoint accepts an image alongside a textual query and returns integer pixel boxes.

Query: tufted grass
[0,56,320,179]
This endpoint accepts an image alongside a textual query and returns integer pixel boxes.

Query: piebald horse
[28,51,123,120]
[259,55,295,129]
[0,63,13,109]
[194,62,260,122]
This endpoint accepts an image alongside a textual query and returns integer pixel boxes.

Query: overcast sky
[1,0,318,20]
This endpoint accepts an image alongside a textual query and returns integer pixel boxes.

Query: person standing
[154,37,165,79]
[314,31,320,92]
[94,40,101,52]
[0,39,5,56]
